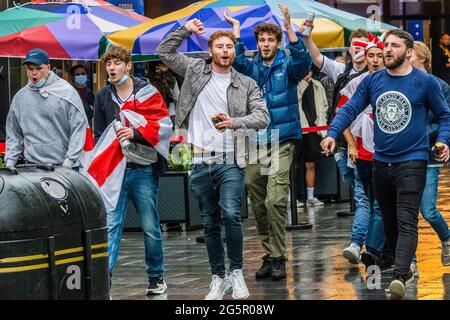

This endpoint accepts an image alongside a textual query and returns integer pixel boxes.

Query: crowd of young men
[4,4,450,301]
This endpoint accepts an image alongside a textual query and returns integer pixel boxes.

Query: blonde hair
[413,41,432,72]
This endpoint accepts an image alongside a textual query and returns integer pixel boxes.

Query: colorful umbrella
[0,0,149,60]
[107,0,396,56]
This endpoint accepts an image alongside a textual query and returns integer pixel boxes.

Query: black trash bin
[0,164,109,300]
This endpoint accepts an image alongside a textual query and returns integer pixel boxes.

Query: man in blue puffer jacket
[225,4,312,280]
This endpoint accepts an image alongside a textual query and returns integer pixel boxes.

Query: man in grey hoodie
[5,48,87,169]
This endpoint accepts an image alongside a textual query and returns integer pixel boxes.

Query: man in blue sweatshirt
[225,5,311,280]
[321,29,450,299]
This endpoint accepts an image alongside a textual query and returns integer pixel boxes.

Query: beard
[384,52,406,70]
[212,55,234,68]
[259,48,277,63]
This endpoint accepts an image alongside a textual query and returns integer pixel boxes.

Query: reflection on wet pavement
[111,166,450,300]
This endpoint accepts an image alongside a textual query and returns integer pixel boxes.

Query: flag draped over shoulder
[80,84,173,212]
[338,72,375,155]
[39,78,95,161]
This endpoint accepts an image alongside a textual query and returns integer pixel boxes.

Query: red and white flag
[80,84,172,212]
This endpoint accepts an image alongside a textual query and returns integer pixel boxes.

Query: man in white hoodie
[5,48,87,169]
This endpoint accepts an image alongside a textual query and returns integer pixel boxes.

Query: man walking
[157,19,269,300]
[322,30,450,299]
[91,45,172,296]
[225,4,311,281]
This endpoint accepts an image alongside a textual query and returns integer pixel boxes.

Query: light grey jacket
[157,27,269,131]
[5,71,86,168]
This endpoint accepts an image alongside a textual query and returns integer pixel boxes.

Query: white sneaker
[297,200,305,208]
[343,243,361,264]
[228,269,249,299]
[205,275,232,300]
[306,197,324,207]
[442,240,450,266]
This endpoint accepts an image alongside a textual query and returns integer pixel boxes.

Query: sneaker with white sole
[343,243,361,264]
[146,277,167,295]
[228,269,249,299]
[442,240,450,266]
[388,271,414,300]
[306,197,324,207]
[205,275,232,300]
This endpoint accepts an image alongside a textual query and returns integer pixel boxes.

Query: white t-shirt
[320,56,359,84]
[187,71,234,154]
[168,81,180,117]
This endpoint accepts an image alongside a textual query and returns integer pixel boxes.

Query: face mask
[74,75,88,86]
[28,76,48,89]
[109,74,129,86]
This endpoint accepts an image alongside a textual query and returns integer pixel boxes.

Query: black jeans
[373,160,427,278]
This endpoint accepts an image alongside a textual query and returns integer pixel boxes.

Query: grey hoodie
[5,71,86,168]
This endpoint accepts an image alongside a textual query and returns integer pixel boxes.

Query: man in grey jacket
[5,48,86,169]
[157,19,269,300]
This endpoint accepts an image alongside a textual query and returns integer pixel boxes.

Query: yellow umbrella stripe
[108,0,216,50]
[227,6,250,12]
[292,18,344,49]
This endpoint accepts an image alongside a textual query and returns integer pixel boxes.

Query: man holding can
[157,19,269,300]
[92,45,173,296]
[321,30,450,299]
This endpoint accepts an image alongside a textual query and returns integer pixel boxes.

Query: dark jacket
[233,33,311,143]
[93,76,168,176]
[74,86,95,122]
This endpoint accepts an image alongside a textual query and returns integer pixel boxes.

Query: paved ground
[111,166,450,300]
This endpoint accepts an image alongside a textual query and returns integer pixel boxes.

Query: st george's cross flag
[80,84,173,212]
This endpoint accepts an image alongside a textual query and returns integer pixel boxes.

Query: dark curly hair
[254,23,282,43]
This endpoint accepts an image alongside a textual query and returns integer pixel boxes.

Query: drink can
[301,12,315,37]
[113,120,131,148]
[211,114,226,133]
[434,142,445,161]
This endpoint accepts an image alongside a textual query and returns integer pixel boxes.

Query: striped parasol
[0,0,149,60]
[107,0,396,57]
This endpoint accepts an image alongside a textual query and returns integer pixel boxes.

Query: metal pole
[383,0,391,24]
[286,156,312,230]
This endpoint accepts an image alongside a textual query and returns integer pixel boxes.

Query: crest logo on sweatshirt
[375,91,412,134]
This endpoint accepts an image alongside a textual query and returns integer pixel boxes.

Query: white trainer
[306,197,325,207]
[228,269,249,300]
[205,275,232,300]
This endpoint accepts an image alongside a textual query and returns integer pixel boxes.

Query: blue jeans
[107,166,163,280]
[189,163,245,278]
[356,159,386,254]
[336,149,371,247]
[420,167,450,242]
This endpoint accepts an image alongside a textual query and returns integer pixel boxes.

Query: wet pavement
[111,166,450,300]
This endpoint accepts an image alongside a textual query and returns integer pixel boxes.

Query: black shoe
[361,251,378,270]
[271,259,286,281]
[146,277,167,295]
[255,259,272,279]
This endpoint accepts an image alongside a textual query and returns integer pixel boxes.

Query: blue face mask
[28,76,48,89]
[74,74,88,87]
[109,74,129,86]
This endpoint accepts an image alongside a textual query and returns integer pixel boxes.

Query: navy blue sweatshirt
[328,68,450,163]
